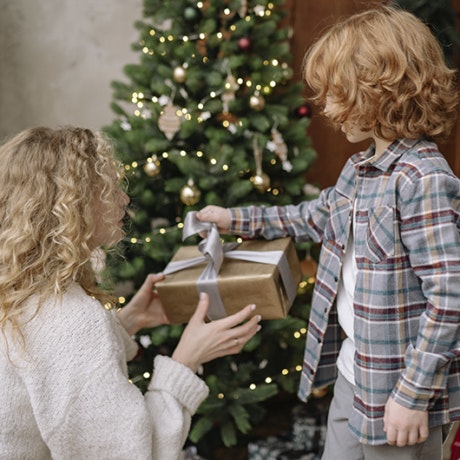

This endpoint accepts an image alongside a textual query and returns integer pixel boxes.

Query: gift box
[291,416,326,453]
[279,452,319,460]
[181,446,207,460]
[248,436,297,460]
[156,235,301,324]
[290,404,327,454]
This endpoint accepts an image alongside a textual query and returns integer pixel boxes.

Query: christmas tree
[104,0,318,455]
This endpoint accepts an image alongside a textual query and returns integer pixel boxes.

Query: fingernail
[256,325,262,332]
[257,315,262,322]
[200,292,206,300]
[250,304,256,311]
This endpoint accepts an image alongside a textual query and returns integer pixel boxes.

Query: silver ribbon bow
[163,211,297,320]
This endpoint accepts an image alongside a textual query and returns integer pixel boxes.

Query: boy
[196,6,460,460]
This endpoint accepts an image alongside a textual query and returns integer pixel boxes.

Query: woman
[0,126,261,460]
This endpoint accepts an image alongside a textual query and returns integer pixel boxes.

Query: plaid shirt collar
[350,138,423,172]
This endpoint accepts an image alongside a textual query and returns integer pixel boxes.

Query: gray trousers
[322,371,444,460]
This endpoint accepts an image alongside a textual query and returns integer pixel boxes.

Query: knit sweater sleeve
[13,284,209,460]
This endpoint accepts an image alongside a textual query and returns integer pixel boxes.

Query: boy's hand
[383,396,429,446]
[196,205,232,233]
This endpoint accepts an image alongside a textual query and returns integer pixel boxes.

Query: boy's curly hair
[0,127,123,334]
[303,5,458,141]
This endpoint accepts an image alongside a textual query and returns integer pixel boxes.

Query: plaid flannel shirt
[230,138,460,445]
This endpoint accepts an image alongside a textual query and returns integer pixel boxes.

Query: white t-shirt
[336,228,357,385]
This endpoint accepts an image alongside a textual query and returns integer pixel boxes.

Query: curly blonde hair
[303,5,458,141]
[0,127,124,334]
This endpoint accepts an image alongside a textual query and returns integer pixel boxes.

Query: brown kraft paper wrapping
[156,237,301,324]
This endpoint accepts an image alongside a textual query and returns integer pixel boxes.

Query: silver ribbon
[162,211,297,320]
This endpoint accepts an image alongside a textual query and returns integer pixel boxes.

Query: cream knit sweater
[0,284,209,460]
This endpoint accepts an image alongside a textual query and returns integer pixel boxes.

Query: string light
[138,6,289,74]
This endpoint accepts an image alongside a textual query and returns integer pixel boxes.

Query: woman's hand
[172,293,261,372]
[196,205,232,233]
[117,273,169,336]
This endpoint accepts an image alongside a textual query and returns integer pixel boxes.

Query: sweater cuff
[149,355,209,414]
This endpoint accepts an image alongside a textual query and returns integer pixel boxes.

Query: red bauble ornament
[296,104,311,118]
[238,37,252,52]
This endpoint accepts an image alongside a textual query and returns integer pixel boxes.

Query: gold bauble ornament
[249,94,265,111]
[173,66,187,83]
[217,111,239,124]
[143,157,161,177]
[180,179,201,206]
[300,253,317,279]
[251,172,270,193]
[311,387,329,399]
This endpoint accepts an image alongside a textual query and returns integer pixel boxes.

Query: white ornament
[153,19,173,31]
[158,95,170,106]
[238,0,248,17]
[282,161,293,172]
[227,124,237,134]
[222,74,239,111]
[270,127,292,172]
[120,120,132,131]
[158,103,182,140]
[139,335,152,348]
[253,5,265,16]
[141,109,152,119]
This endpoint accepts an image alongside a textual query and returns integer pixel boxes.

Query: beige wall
[0,0,142,140]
